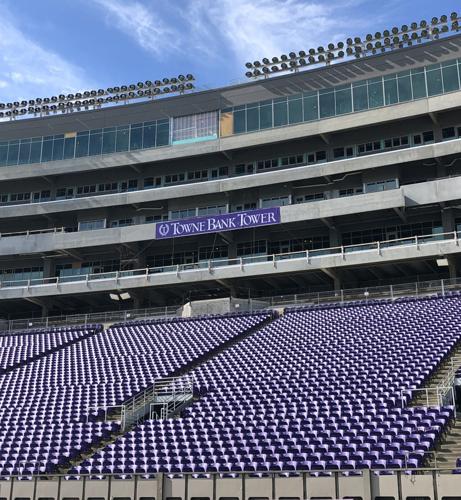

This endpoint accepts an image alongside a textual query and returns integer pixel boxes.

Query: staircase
[64,311,279,473]
[426,417,461,471]
[409,343,461,407]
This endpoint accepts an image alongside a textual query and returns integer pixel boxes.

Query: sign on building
[155,207,281,239]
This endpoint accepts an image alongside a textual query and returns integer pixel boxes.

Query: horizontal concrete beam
[0,232,459,301]
[0,188,406,256]
[0,92,460,182]
[1,138,461,220]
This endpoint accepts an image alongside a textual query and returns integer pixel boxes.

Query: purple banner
[155,207,281,239]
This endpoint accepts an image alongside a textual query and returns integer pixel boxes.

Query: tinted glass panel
[259,103,273,129]
[319,90,335,118]
[156,121,170,146]
[274,100,288,127]
[411,70,427,99]
[247,106,259,132]
[116,127,129,152]
[75,133,89,157]
[143,123,156,148]
[384,77,398,105]
[426,66,443,96]
[233,109,246,133]
[397,73,412,102]
[288,97,303,124]
[102,129,116,153]
[442,62,460,92]
[130,126,143,150]
[368,78,384,108]
[353,83,368,111]
[335,85,352,115]
[52,137,64,161]
[63,137,76,159]
[89,131,102,156]
[303,93,318,121]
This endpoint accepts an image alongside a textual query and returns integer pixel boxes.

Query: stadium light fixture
[0,74,196,121]
[244,11,461,79]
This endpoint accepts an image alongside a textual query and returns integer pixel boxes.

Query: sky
[0,0,460,102]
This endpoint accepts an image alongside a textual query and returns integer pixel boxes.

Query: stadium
[3,7,461,499]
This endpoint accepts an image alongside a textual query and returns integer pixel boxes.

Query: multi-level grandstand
[3,11,461,499]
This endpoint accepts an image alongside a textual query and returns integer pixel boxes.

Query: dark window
[423,131,434,143]
[139,498,155,500]
[374,498,395,500]
[442,127,456,139]
[441,497,461,500]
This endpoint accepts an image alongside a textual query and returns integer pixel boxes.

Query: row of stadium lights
[0,75,195,119]
[245,13,461,78]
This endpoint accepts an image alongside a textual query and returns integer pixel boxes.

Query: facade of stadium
[3,29,461,500]
[2,35,461,319]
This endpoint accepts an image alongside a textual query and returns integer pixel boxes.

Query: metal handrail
[5,275,461,333]
[0,229,457,292]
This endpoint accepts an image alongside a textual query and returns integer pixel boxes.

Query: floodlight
[420,20,427,28]
[299,50,306,57]
[346,38,353,45]
[308,55,315,63]
[402,25,408,32]
[280,62,288,70]
[262,57,270,64]
[299,58,307,65]
[411,22,418,29]
[120,85,127,91]
[318,46,324,53]
[375,32,382,39]
[272,56,279,63]
[129,84,136,90]
[271,65,279,71]
[289,60,297,67]
[245,71,253,78]
[366,33,373,41]
[383,29,390,37]
[441,15,447,23]
[451,12,458,20]
[262,67,270,73]
[154,80,162,86]
[177,75,185,81]
[432,16,438,24]
[186,74,193,80]
[289,52,296,59]
[281,54,288,60]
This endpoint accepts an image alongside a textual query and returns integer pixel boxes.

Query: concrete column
[442,207,456,233]
[329,227,341,247]
[42,258,56,279]
[448,255,458,280]
[227,242,237,260]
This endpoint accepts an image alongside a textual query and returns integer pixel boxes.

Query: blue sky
[0,0,459,102]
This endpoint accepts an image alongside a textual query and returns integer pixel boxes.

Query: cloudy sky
[0,0,459,101]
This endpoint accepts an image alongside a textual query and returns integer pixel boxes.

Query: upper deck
[1,35,461,179]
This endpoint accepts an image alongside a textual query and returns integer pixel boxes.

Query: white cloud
[0,6,92,103]
[186,0,374,64]
[92,0,179,57]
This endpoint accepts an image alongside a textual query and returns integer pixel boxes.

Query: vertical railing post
[441,279,445,297]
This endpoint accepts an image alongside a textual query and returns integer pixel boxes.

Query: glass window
[233,108,246,134]
[52,135,64,161]
[130,124,143,150]
[411,69,427,99]
[18,140,31,165]
[259,101,273,129]
[102,128,116,154]
[75,132,89,157]
[30,139,42,164]
[143,122,156,148]
[63,136,76,159]
[368,78,384,108]
[319,89,335,118]
[353,82,368,111]
[335,85,352,115]
[426,65,443,96]
[0,142,8,167]
[89,130,103,156]
[116,126,130,152]
[274,99,288,127]
[384,75,398,105]
[156,120,170,146]
[246,106,259,132]
[397,71,412,102]
[442,61,460,92]
[172,111,218,142]
[6,140,19,166]
[288,96,303,124]
[303,91,319,121]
